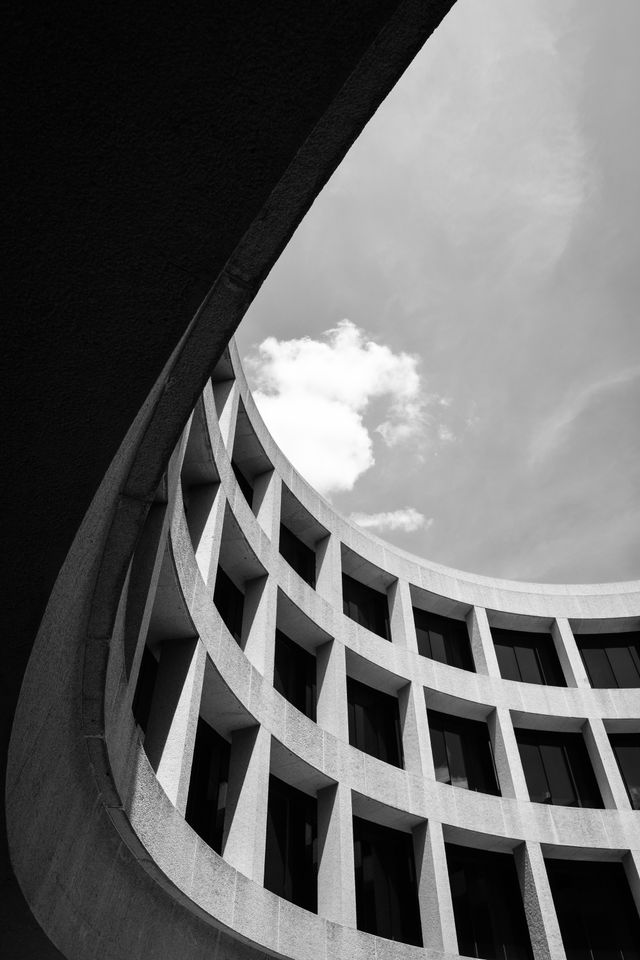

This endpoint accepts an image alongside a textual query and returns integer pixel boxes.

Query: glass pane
[495,642,520,681]
[514,644,543,684]
[518,740,551,803]
[540,743,576,807]
[611,735,640,810]
[445,729,468,789]
[429,628,447,664]
[581,646,616,688]
[431,725,450,784]
[608,645,640,688]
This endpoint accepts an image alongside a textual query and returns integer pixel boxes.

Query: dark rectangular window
[185,718,230,854]
[279,523,316,588]
[213,565,244,643]
[353,816,422,946]
[429,710,500,796]
[414,609,474,671]
[342,573,390,640]
[132,645,158,733]
[546,858,640,960]
[273,629,316,721]
[231,459,254,508]
[492,628,566,686]
[347,677,403,768]
[264,776,317,912]
[515,728,603,808]
[446,844,533,960]
[576,631,640,688]
[609,732,640,809]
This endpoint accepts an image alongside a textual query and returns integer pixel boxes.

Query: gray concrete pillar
[222,724,271,883]
[413,819,458,953]
[315,532,342,609]
[583,717,632,810]
[623,849,640,920]
[515,841,567,960]
[317,782,357,926]
[388,579,419,653]
[316,639,349,741]
[252,468,281,543]
[189,482,226,588]
[489,707,530,800]
[241,574,278,680]
[143,638,206,814]
[399,681,434,778]
[213,378,240,448]
[467,606,501,678]
[552,618,590,689]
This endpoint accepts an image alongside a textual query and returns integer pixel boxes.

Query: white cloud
[349,508,431,533]
[245,321,428,495]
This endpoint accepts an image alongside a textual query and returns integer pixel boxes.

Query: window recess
[279,523,316,587]
[273,629,316,721]
[347,676,403,768]
[429,710,500,795]
[353,816,422,946]
[185,718,230,854]
[213,565,244,644]
[264,776,317,912]
[413,609,474,670]
[342,573,390,640]
[609,732,640,809]
[576,631,640,688]
[515,728,603,808]
[492,627,565,686]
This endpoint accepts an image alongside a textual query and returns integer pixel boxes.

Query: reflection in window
[347,677,403,768]
[279,523,316,587]
[353,817,422,946]
[515,729,603,808]
[264,776,317,912]
[342,573,390,640]
[446,844,533,960]
[429,710,500,795]
[185,718,230,854]
[273,629,316,721]
[547,859,640,960]
[213,565,244,643]
[576,632,640,688]
[492,628,565,686]
[413,609,474,670]
[609,733,640,809]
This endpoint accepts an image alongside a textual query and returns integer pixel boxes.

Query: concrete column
[252,468,281,543]
[388,579,419,653]
[552,618,590,689]
[315,532,342,609]
[489,707,529,800]
[467,606,501,678]
[124,501,168,679]
[316,639,349,741]
[222,724,271,883]
[515,841,567,960]
[188,482,226,588]
[399,681,434,778]
[413,820,458,953]
[241,573,278,680]
[143,638,206,814]
[583,718,632,810]
[317,783,357,926]
[213,378,239,448]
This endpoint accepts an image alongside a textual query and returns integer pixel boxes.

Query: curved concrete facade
[5,5,640,958]
[10,332,639,960]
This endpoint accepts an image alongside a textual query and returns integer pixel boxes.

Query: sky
[236,0,640,585]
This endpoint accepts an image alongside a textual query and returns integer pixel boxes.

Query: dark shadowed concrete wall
[2,2,455,955]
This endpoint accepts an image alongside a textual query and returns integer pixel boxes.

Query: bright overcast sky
[236,0,640,585]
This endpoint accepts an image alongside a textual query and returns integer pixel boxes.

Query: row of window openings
[133,643,640,811]
[184,717,640,958]
[214,558,640,690]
